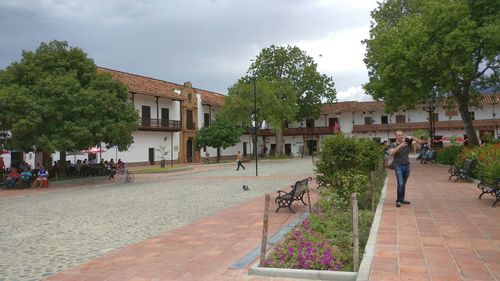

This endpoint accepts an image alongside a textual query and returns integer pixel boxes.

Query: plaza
[1,157,499,281]
[0,158,313,280]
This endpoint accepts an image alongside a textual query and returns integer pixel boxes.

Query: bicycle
[114,169,134,184]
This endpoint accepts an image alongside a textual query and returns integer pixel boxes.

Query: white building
[3,67,498,168]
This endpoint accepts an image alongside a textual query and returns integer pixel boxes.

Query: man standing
[389,130,424,207]
[236,151,245,171]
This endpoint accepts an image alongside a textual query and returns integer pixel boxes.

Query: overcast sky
[0,0,378,101]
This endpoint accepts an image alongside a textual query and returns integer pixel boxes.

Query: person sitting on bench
[32,164,49,188]
[1,167,20,189]
[20,167,33,184]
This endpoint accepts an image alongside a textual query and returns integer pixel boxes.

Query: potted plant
[156,145,168,168]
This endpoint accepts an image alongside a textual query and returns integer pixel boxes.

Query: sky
[0,0,379,102]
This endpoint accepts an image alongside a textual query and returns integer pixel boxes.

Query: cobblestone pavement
[0,158,313,281]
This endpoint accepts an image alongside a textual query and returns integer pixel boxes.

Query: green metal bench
[275,177,311,213]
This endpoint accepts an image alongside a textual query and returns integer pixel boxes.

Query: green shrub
[456,143,500,183]
[315,133,360,175]
[357,138,384,173]
[314,134,384,211]
[435,145,462,165]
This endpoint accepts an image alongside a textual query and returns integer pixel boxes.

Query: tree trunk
[59,151,67,177]
[455,92,480,146]
[275,127,285,156]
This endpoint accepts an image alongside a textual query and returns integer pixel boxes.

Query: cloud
[0,0,380,100]
[337,86,373,102]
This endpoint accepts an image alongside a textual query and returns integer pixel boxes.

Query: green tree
[0,40,138,175]
[193,118,243,162]
[363,0,500,146]
[219,78,298,156]
[222,45,336,155]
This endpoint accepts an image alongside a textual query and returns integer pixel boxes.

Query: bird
[242,185,249,191]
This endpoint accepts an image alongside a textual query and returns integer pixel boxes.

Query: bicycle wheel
[126,171,134,183]
[114,173,126,184]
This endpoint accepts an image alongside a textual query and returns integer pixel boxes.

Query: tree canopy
[220,45,336,155]
[249,45,337,121]
[0,40,139,154]
[193,118,243,161]
[363,0,500,146]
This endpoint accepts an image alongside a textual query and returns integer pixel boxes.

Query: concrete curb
[248,175,389,281]
[356,175,388,281]
[248,267,357,281]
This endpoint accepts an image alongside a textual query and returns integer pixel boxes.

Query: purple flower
[288,247,294,256]
[321,250,332,267]
[279,253,286,262]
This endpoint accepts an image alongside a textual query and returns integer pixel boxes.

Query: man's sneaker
[402,200,411,204]
[396,201,402,207]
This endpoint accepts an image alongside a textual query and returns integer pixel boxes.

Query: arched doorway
[186,138,193,163]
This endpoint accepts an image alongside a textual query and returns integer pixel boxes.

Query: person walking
[236,151,245,171]
[389,130,425,207]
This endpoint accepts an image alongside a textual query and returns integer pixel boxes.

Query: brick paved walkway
[370,162,500,281]
[4,159,498,281]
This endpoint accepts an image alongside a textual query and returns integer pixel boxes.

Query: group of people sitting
[106,158,125,179]
[0,163,49,189]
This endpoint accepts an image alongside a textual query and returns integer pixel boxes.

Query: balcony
[352,119,499,133]
[257,126,337,136]
[138,118,182,132]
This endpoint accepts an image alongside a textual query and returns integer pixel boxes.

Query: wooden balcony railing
[138,118,181,131]
[353,119,499,133]
[257,126,337,136]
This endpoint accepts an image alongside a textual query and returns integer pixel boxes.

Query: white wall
[133,95,181,121]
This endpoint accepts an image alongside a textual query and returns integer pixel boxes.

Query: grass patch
[131,166,182,173]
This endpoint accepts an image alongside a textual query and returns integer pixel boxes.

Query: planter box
[248,176,389,281]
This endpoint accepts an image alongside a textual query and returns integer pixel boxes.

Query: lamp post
[253,77,258,177]
[423,97,436,149]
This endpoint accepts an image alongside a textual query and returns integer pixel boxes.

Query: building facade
[85,68,500,163]
[3,67,498,168]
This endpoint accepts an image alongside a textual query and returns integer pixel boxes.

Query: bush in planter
[262,134,386,271]
[455,143,500,183]
[474,144,500,184]
[435,145,462,165]
[264,193,379,271]
[314,134,384,211]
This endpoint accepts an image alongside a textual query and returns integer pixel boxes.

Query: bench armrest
[277,190,290,196]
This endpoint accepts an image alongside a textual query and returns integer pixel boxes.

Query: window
[187,110,194,129]
[364,117,373,125]
[329,118,338,128]
[161,108,169,127]
[396,115,406,124]
[306,119,314,128]
[204,113,210,127]
[381,116,388,124]
[141,106,151,126]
